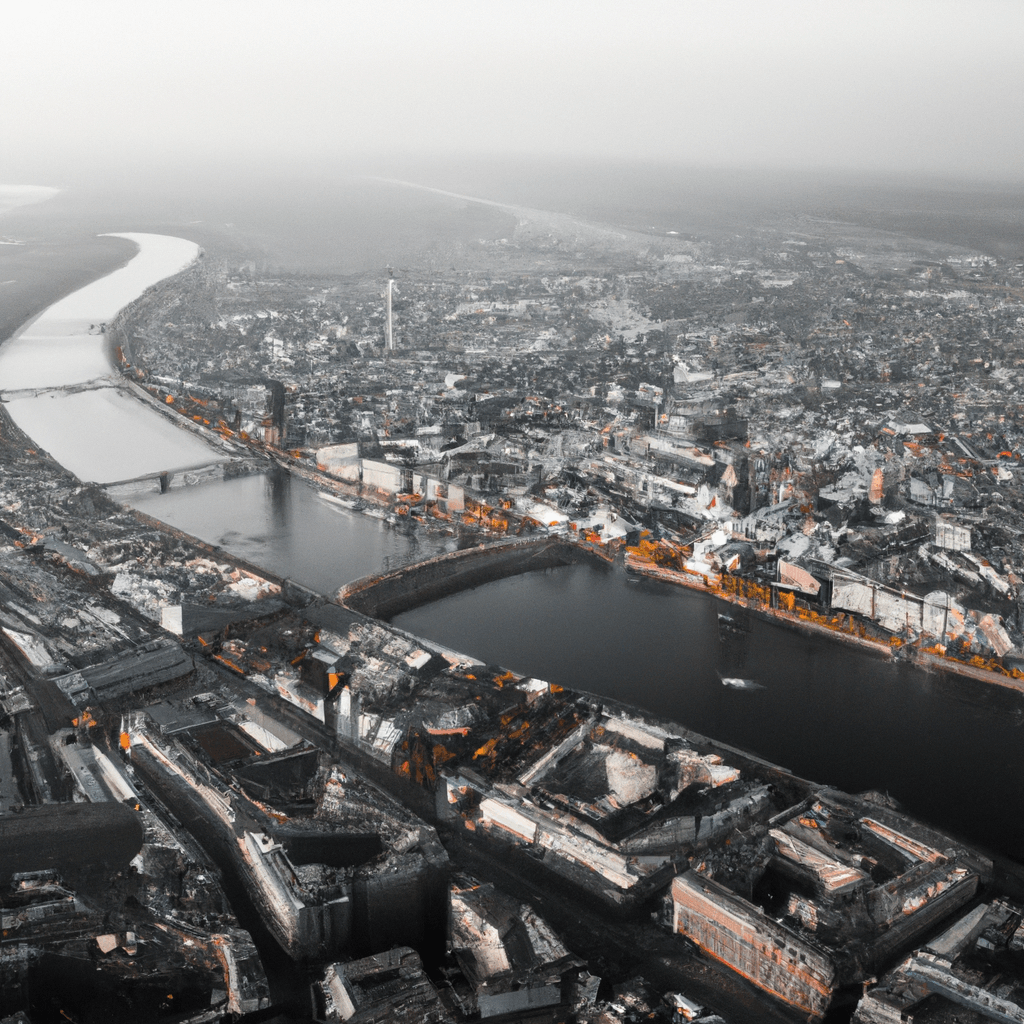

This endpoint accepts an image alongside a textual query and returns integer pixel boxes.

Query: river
[126,464,1024,862]
[0,232,224,484]
[130,469,455,595]
[393,562,1024,861]
[2,218,1022,867]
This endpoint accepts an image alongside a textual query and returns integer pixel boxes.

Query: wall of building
[315,443,359,475]
[832,577,924,635]
[671,872,835,1019]
[361,460,406,495]
[351,853,447,961]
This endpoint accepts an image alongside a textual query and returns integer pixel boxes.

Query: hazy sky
[2,0,1022,182]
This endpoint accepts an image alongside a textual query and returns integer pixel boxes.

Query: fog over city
[2,0,1023,182]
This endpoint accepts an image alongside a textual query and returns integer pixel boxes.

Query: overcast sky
[2,0,1022,182]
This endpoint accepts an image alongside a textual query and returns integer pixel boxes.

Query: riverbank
[338,536,599,619]
[126,367,1024,702]
[625,552,896,659]
[0,232,228,483]
[624,551,1024,694]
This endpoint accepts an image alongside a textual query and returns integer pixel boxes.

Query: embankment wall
[338,537,594,619]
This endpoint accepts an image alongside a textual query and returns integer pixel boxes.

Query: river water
[127,468,1024,863]
[3,193,1023,866]
[393,563,1024,861]
[131,470,454,595]
[0,232,225,484]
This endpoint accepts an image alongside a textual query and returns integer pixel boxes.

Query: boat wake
[720,676,763,691]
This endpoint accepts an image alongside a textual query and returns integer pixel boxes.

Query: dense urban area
[118,211,1024,674]
[3,202,1024,1024]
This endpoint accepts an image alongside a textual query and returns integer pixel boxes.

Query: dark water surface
[393,561,1024,863]
[130,471,454,595]
[126,464,1024,863]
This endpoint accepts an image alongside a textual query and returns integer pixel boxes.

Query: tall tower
[384,265,395,353]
